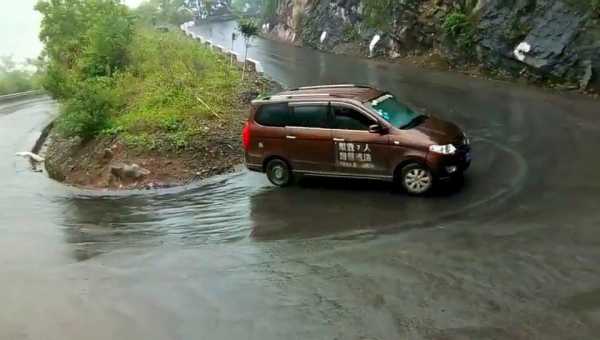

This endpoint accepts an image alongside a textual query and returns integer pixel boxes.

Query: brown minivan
[242,84,471,195]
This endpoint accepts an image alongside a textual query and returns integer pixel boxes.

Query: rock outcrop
[264,0,600,90]
[110,163,151,181]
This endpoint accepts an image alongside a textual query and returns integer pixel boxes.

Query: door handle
[286,135,297,140]
[333,138,345,142]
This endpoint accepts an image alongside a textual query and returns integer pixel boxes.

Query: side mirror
[369,124,388,134]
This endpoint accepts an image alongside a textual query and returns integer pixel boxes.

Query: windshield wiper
[400,115,428,129]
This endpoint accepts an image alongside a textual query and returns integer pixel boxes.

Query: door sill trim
[293,170,393,181]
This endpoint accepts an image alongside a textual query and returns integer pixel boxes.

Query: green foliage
[562,0,600,16]
[238,18,259,42]
[238,18,259,79]
[0,56,40,95]
[459,0,479,14]
[592,0,600,12]
[79,7,133,78]
[37,0,245,149]
[342,24,361,42]
[362,0,400,31]
[56,77,116,139]
[505,19,531,44]
[36,0,133,95]
[113,28,241,146]
[134,0,193,26]
[36,0,133,137]
[262,0,279,20]
[442,11,477,50]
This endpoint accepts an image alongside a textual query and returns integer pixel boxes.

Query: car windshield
[370,95,427,129]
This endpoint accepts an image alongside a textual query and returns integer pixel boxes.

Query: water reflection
[249,176,467,241]
[57,173,260,260]
[57,169,465,260]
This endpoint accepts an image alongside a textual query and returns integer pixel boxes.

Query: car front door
[285,103,334,173]
[331,104,391,178]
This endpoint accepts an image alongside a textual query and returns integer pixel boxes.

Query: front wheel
[266,159,293,187]
[399,163,433,195]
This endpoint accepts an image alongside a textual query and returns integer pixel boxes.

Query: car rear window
[255,103,289,127]
[290,105,329,128]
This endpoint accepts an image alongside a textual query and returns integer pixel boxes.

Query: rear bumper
[245,149,265,172]
[245,150,263,172]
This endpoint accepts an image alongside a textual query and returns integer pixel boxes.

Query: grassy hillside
[37,0,273,189]
[37,0,264,151]
[72,26,247,151]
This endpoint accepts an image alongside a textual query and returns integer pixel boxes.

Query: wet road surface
[1,21,600,339]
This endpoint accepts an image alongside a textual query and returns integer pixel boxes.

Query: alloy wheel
[403,168,432,194]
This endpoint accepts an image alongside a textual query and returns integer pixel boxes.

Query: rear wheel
[266,159,293,187]
[399,163,433,195]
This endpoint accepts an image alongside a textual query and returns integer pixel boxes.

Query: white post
[242,41,248,81]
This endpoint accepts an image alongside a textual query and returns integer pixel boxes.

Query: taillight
[242,121,251,150]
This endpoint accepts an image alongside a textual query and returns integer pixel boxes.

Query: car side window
[332,106,374,130]
[290,105,329,128]
[255,103,289,127]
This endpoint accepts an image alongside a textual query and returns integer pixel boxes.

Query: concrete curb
[179,21,263,75]
[32,121,54,155]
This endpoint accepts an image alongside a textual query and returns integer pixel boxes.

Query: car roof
[253,84,385,105]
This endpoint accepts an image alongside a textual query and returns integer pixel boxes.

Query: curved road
[1,21,600,339]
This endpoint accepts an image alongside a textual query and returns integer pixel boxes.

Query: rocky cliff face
[264,0,600,90]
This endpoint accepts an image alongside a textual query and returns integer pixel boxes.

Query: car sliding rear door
[285,103,334,173]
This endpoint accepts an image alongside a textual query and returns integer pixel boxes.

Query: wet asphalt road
[1,21,600,340]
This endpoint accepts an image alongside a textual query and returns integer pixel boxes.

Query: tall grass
[112,28,242,142]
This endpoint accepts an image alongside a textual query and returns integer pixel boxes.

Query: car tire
[399,163,433,195]
[266,159,293,187]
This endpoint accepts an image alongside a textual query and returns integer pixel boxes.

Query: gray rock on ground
[110,163,151,180]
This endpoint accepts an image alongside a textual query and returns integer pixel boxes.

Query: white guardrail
[179,21,263,73]
[0,90,45,103]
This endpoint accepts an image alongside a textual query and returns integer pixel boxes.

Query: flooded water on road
[2,21,600,339]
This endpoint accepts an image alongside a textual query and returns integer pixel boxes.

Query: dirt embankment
[44,73,279,190]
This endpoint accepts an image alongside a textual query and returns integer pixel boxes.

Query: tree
[35,0,133,97]
[134,0,192,25]
[35,0,133,138]
[262,0,279,20]
[237,18,258,80]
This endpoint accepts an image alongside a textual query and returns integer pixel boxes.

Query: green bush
[134,0,193,26]
[362,0,399,31]
[442,11,477,50]
[342,24,361,42]
[79,8,133,78]
[56,78,116,139]
[36,0,133,138]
